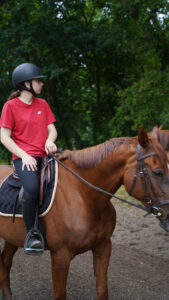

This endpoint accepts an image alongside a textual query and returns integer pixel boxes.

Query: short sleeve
[44,101,56,125]
[0,102,14,129]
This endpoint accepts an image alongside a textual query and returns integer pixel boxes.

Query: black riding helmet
[12,63,46,96]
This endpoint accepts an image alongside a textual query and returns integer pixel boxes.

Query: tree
[0,0,169,163]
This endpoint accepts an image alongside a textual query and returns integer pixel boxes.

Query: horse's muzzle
[151,206,168,219]
[151,206,169,233]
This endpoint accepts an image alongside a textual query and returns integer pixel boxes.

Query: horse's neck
[69,147,130,216]
[79,146,131,198]
[89,156,124,193]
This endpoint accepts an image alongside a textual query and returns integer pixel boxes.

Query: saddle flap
[40,155,55,205]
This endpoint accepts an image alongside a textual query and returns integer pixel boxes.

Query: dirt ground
[1,199,169,300]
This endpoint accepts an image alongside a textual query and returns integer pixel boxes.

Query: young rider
[0,63,57,255]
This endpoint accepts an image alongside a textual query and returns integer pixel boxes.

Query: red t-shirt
[0,97,56,159]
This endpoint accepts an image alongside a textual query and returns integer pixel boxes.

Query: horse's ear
[138,126,149,148]
[150,125,160,142]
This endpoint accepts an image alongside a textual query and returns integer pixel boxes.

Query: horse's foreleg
[0,242,18,300]
[50,247,71,300]
[92,239,111,300]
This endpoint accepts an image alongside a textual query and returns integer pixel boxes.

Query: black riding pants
[14,157,42,231]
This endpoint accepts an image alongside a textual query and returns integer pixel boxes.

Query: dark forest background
[0,0,169,163]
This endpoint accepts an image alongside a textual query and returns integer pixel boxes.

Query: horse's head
[124,126,169,232]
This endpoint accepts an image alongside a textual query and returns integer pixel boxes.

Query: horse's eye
[152,168,163,176]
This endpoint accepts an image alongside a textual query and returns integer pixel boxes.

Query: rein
[53,155,147,212]
[50,143,168,218]
[51,148,155,216]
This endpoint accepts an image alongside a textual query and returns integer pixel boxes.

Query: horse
[0,126,169,300]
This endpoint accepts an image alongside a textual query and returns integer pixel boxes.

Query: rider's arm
[47,123,57,142]
[1,127,27,158]
[45,123,57,154]
[1,127,37,171]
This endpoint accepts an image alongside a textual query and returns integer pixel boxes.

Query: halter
[129,144,169,218]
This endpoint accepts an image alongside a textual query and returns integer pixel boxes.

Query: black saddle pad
[0,162,57,218]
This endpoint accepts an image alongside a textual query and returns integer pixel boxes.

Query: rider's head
[12,63,46,97]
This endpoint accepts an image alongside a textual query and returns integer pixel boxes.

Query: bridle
[51,143,169,219]
[129,144,169,218]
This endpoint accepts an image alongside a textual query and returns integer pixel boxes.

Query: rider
[0,63,57,254]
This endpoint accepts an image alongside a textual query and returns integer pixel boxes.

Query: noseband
[129,144,169,218]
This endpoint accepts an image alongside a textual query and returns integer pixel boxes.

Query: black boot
[22,191,44,255]
[24,229,44,255]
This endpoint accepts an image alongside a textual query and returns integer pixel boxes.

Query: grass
[113,185,141,206]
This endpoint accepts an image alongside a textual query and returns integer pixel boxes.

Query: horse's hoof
[1,288,12,300]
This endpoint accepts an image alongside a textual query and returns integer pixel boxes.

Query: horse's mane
[59,137,134,168]
[59,134,168,172]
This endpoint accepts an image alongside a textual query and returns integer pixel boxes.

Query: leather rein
[51,144,169,218]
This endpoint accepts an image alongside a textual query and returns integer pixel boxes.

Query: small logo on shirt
[37,111,42,115]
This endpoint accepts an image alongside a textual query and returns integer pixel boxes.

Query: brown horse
[0,126,169,300]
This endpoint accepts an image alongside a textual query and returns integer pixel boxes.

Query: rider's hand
[45,138,57,155]
[21,154,37,171]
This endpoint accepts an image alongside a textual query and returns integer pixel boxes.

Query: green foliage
[110,68,169,137]
[0,0,169,162]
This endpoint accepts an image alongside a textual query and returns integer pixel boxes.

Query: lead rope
[53,155,148,214]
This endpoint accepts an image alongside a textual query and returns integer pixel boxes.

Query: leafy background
[0,0,169,162]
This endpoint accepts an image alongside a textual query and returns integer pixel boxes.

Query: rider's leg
[14,157,43,254]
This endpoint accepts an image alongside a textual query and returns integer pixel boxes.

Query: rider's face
[32,78,44,95]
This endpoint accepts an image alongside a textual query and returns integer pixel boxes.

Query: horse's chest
[71,223,106,253]
[47,201,115,253]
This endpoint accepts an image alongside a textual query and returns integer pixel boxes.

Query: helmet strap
[28,80,37,97]
[17,80,37,97]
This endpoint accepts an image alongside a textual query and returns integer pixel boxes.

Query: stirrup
[24,228,45,256]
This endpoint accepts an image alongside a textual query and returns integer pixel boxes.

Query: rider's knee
[22,190,38,203]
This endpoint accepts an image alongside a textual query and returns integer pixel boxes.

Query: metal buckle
[151,206,167,219]
[151,206,162,217]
